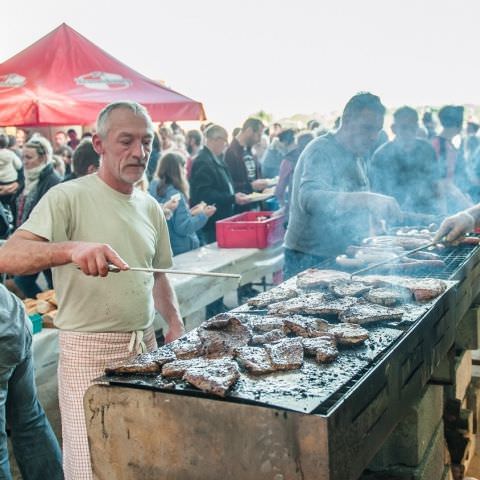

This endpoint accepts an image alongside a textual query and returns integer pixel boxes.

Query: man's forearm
[0,233,74,275]
[153,273,183,328]
[466,204,480,227]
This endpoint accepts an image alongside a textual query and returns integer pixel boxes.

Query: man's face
[93,108,153,193]
[392,114,418,151]
[245,126,264,148]
[55,132,67,147]
[210,135,228,157]
[344,109,384,156]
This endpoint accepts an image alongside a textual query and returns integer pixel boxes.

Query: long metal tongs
[349,240,440,279]
[107,264,241,280]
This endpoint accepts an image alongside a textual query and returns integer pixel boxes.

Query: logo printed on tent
[74,71,132,91]
[0,74,26,91]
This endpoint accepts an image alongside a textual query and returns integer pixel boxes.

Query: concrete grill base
[85,385,330,480]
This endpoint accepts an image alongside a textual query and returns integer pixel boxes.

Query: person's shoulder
[372,140,395,158]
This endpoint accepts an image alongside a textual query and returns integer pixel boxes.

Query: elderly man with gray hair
[0,101,184,479]
[190,124,250,244]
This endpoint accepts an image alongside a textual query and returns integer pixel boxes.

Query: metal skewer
[349,240,440,279]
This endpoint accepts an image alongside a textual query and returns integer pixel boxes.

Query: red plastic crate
[216,211,285,248]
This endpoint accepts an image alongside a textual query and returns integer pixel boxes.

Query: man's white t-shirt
[20,174,173,332]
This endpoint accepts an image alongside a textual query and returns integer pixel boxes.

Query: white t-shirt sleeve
[19,187,70,242]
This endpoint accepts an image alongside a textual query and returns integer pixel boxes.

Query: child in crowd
[0,133,22,196]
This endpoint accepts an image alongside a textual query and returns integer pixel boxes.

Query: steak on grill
[251,329,286,345]
[283,316,330,337]
[329,280,371,298]
[198,317,252,356]
[268,294,357,317]
[169,331,203,359]
[302,337,339,363]
[267,293,327,316]
[249,316,286,333]
[340,303,404,325]
[247,288,299,309]
[105,347,176,375]
[235,346,276,374]
[162,358,208,378]
[355,275,447,302]
[264,338,304,371]
[327,323,369,345]
[364,287,410,306]
[183,359,240,397]
[296,269,351,289]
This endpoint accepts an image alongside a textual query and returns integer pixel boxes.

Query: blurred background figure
[67,128,80,150]
[369,106,439,215]
[53,131,67,155]
[64,139,100,181]
[260,128,296,178]
[275,131,314,221]
[422,110,437,140]
[149,152,215,255]
[431,105,472,214]
[14,136,61,297]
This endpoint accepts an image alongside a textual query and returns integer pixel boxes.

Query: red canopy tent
[0,23,206,126]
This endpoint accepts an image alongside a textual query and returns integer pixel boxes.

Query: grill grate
[318,241,480,281]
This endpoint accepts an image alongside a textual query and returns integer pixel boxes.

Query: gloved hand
[433,211,475,244]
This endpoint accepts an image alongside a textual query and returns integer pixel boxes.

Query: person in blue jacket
[149,152,216,255]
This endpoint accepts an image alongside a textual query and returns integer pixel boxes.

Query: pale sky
[1,0,479,130]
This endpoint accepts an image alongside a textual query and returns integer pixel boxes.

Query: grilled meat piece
[183,359,240,397]
[354,275,447,302]
[302,337,339,363]
[249,316,286,333]
[283,316,330,337]
[397,277,447,301]
[235,346,276,374]
[169,330,203,359]
[327,323,369,345]
[364,287,410,307]
[329,280,371,298]
[162,358,208,378]
[296,269,351,289]
[267,293,327,316]
[202,313,250,330]
[264,338,304,371]
[198,318,252,355]
[105,347,176,375]
[251,329,286,344]
[268,294,357,317]
[247,288,299,309]
[340,303,403,325]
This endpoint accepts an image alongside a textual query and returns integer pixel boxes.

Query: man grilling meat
[284,92,402,278]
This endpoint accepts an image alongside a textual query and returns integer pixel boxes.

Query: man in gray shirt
[0,283,63,479]
[284,93,402,278]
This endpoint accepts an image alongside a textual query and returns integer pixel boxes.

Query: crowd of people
[1,95,480,478]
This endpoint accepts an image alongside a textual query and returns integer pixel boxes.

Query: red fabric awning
[0,23,206,126]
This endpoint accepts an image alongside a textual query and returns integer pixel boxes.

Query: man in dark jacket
[0,283,63,479]
[190,125,250,244]
[224,118,269,212]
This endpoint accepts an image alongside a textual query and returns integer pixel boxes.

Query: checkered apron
[58,327,157,480]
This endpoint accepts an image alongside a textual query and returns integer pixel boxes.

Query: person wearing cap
[431,105,472,214]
